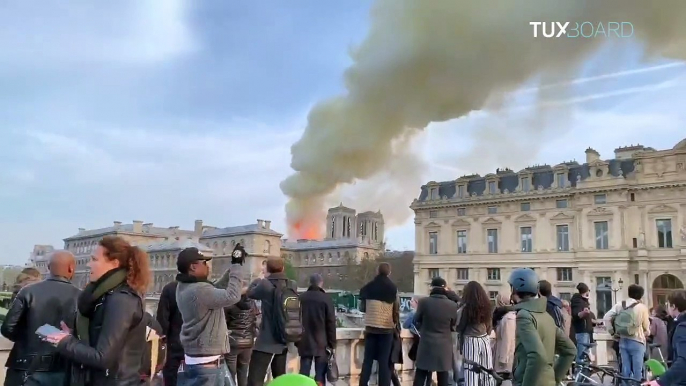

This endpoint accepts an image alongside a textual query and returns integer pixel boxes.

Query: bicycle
[571,342,605,384]
[456,359,511,386]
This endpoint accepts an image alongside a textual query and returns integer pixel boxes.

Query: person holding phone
[43,236,151,386]
[571,283,593,362]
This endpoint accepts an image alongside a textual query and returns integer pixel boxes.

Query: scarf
[76,269,127,345]
[359,274,397,303]
[430,287,447,296]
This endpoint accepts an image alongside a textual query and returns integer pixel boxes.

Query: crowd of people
[0,237,685,386]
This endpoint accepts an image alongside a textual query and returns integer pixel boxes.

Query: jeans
[619,338,646,383]
[4,369,65,386]
[183,361,233,386]
[359,332,394,386]
[247,349,288,386]
[226,348,252,386]
[575,333,591,362]
[300,356,328,384]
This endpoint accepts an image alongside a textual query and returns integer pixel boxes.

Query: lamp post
[611,278,624,304]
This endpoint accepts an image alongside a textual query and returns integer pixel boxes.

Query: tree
[284,258,298,282]
[377,251,415,293]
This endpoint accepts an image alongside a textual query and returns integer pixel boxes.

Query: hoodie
[512,297,576,386]
[545,295,565,331]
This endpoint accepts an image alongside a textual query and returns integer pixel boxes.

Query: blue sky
[1,1,685,263]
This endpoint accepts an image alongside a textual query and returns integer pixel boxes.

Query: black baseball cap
[430,277,447,288]
[177,247,211,272]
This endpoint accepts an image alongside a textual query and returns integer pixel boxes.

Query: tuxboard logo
[530,22,634,38]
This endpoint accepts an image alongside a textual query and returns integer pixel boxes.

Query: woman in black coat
[45,236,151,386]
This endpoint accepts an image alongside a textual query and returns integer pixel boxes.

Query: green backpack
[614,301,639,336]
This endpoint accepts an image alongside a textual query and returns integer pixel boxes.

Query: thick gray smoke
[280,0,686,238]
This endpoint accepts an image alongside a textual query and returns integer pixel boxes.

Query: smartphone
[35,324,61,338]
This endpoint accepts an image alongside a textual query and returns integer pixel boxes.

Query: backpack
[270,279,302,344]
[614,301,639,337]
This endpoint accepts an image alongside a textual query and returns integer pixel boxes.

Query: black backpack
[270,279,302,344]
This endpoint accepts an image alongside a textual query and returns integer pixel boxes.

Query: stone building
[29,244,55,278]
[143,238,214,293]
[411,139,686,317]
[284,204,385,287]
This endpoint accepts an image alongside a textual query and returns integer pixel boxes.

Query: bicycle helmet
[508,268,539,295]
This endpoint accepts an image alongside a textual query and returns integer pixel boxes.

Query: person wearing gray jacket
[175,246,244,386]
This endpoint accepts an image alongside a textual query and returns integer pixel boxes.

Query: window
[457,231,467,254]
[656,219,673,248]
[521,177,530,192]
[457,208,466,216]
[488,181,497,194]
[596,276,613,316]
[488,206,497,214]
[556,225,570,251]
[632,238,638,248]
[557,172,566,188]
[521,202,531,211]
[559,292,572,302]
[556,199,568,209]
[489,291,498,305]
[456,268,469,281]
[487,268,501,281]
[429,210,438,218]
[487,229,498,253]
[595,221,609,249]
[429,232,438,255]
[520,227,532,252]
[630,193,635,201]
[428,268,439,279]
[346,217,351,237]
[458,185,465,198]
[557,267,573,282]
[594,194,607,204]
[430,188,438,199]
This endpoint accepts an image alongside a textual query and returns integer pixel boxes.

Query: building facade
[411,139,686,317]
[29,244,56,278]
[285,204,385,287]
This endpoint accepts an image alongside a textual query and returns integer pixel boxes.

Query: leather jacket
[1,275,81,372]
[225,296,257,349]
[58,282,146,386]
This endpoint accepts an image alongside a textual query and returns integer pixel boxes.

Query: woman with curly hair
[44,235,151,386]
[456,281,494,386]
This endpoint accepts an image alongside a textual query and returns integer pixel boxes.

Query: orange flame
[292,221,321,240]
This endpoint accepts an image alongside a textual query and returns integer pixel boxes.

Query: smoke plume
[281,0,686,238]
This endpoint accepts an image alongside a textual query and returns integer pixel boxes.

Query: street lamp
[610,278,624,304]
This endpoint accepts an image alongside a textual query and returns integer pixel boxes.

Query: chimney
[257,219,264,228]
[264,220,271,230]
[585,148,600,163]
[113,221,122,228]
[132,220,143,233]
[194,220,203,235]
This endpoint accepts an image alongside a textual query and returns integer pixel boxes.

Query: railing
[0,331,616,384]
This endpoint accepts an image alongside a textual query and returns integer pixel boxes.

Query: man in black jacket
[539,280,565,330]
[1,250,80,386]
[225,294,258,386]
[156,278,184,386]
[298,274,336,386]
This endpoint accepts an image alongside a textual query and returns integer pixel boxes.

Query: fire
[292,221,321,240]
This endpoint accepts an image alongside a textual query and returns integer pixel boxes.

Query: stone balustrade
[0,330,616,384]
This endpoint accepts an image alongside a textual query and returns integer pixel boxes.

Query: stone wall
[0,330,615,384]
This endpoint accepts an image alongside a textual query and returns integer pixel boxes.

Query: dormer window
[488,181,497,194]
[457,185,466,198]
[556,172,566,188]
[429,187,439,200]
[521,176,531,192]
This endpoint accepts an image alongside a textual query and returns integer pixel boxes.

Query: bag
[326,349,339,383]
[614,301,639,337]
[271,280,302,344]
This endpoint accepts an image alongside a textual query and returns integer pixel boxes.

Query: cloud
[0,0,196,66]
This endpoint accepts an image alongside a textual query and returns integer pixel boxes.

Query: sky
[1,1,685,263]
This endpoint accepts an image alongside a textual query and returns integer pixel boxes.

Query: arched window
[264,240,271,254]
[331,216,336,238]
[328,253,333,263]
[222,241,227,254]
